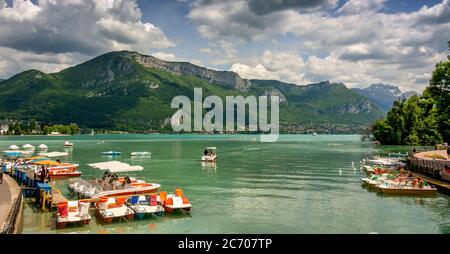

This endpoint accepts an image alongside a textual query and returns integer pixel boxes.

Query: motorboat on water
[376,182,438,195]
[361,165,393,175]
[159,189,192,213]
[101,151,121,156]
[63,141,74,147]
[69,161,160,199]
[48,163,82,179]
[131,151,151,157]
[361,175,384,188]
[27,158,82,179]
[361,156,405,170]
[201,147,217,162]
[69,174,160,199]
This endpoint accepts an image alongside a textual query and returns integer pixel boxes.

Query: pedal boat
[96,197,134,223]
[128,195,165,219]
[159,189,192,213]
[56,201,91,229]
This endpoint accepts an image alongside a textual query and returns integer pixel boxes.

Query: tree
[13,122,22,135]
[372,96,442,145]
[69,123,80,135]
[428,41,450,142]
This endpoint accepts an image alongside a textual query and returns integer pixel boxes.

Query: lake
[1,134,449,234]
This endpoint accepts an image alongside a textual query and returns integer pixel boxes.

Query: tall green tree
[427,41,450,142]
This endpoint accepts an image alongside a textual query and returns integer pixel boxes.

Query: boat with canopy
[22,144,35,150]
[201,147,217,162]
[8,145,19,150]
[28,159,81,179]
[3,150,33,158]
[69,161,160,199]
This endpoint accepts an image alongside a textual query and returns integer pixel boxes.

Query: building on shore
[0,120,12,135]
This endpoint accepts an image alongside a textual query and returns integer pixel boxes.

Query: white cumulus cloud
[0,0,174,78]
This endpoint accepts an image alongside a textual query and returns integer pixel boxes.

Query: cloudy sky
[0,0,449,92]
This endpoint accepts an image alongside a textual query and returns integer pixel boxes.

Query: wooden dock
[51,193,68,207]
[412,172,450,192]
[48,185,68,207]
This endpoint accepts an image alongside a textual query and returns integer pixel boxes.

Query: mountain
[0,51,384,133]
[352,83,419,112]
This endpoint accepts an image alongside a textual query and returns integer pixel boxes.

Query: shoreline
[0,133,364,137]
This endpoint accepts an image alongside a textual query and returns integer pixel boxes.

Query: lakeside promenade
[0,174,21,233]
[408,149,450,192]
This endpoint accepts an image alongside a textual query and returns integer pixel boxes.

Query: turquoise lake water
[1,134,449,234]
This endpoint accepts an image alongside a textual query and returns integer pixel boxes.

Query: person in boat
[204,149,208,156]
[122,176,132,189]
[412,178,419,188]
[418,179,425,189]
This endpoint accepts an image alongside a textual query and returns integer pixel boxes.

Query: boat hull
[377,187,437,195]
[163,204,192,214]
[50,172,82,179]
[92,185,160,199]
[56,219,90,229]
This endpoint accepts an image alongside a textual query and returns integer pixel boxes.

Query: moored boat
[101,151,121,156]
[71,162,160,199]
[376,183,438,195]
[56,201,91,229]
[48,163,82,179]
[95,197,134,223]
[63,141,74,147]
[128,194,164,219]
[159,189,192,213]
[201,147,217,162]
[131,151,151,156]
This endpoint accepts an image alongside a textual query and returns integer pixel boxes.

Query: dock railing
[407,155,450,180]
[1,190,22,234]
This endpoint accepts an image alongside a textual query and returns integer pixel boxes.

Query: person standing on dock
[0,164,3,184]
[39,165,46,182]
[45,167,51,183]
